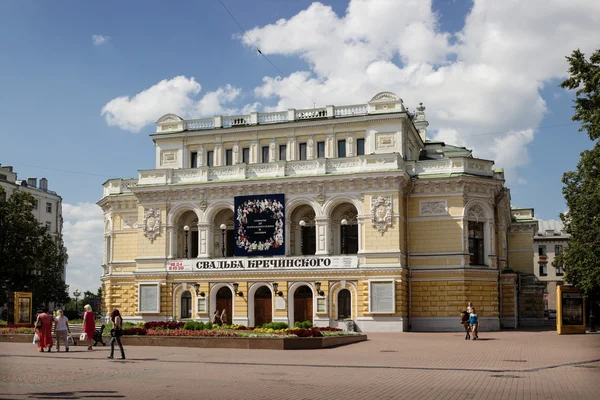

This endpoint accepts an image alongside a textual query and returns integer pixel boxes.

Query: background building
[99,92,536,332]
[534,219,569,311]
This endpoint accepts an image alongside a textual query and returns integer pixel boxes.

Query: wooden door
[216,287,232,325]
[254,286,272,327]
[294,286,313,324]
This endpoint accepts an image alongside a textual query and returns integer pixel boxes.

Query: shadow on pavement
[9,390,125,399]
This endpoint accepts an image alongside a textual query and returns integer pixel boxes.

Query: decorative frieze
[419,200,447,216]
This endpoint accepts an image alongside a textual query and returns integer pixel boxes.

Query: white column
[347,133,354,157]
[233,142,239,165]
[197,145,205,167]
[250,140,258,164]
[269,139,276,163]
[167,227,175,259]
[357,216,365,254]
[197,223,210,258]
[326,134,335,158]
[307,136,314,160]
[315,217,330,255]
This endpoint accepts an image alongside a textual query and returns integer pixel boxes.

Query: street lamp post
[341,218,348,255]
[184,225,190,259]
[73,289,81,315]
[299,220,306,255]
[220,224,227,257]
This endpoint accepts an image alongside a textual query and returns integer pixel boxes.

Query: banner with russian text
[234,194,285,256]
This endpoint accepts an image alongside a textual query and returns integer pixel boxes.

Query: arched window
[181,291,192,319]
[466,204,490,267]
[337,289,351,319]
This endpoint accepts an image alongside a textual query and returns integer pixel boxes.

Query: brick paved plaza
[1,330,599,400]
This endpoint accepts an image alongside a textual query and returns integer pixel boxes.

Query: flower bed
[0,327,35,335]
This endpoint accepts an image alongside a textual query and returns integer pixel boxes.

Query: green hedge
[294,320,313,329]
[261,322,288,330]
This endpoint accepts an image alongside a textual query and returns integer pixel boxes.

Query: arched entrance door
[294,286,313,324]
[181,290,192,319]
[337,289,351,319]
[216,287,232,325]
[254,286,272,327]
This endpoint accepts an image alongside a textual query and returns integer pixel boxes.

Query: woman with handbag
[34,307,53,352]
[107,309,126,360]
[82,304,96,350]
[53,309,71,352]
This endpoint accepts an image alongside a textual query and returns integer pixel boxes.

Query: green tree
[0,188,69,308]
[557,48,600,298]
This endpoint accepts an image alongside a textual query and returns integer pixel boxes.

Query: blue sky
[0,0,597,293]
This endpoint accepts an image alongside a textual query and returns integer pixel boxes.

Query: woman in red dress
[82,304,96,350]
[34,307,53,352]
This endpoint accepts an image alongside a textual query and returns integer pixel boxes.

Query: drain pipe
[405,177,416,331]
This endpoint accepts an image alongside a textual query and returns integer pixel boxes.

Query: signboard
[275,297,286,310]
[561,292,583,326]
[197,298,207,313]
[316,297,327,313]
[167,256,359,272]
[139,284,159,313]
[234,194,285,257]
[369,281,395,313]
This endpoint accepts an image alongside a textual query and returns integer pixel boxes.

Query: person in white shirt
[467,302,474,314]
[53,309,70,352]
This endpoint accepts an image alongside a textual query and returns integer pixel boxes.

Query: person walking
[212,310,221,326]
[220,309,228,326]
[107,309,126,360]
[54,309,70,352]
[469,308,479,340]
[82,304,96,350]
[34,307,53,352]
[467,302,474,314]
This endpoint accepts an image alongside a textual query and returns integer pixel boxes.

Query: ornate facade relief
[375,133,396,150]
[419,200,447,216]
[142,208,161,243]
[122,216,137,229]
[467,205,486,220]
[370,195,392,234]
[160,150,178,166]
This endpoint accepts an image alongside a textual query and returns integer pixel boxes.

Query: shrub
[286,327,323,337]
[293,320,313,329]
[262,322,288,330]
[204,322,213,330]
[123,327,147,336]
[183,321,205,331]
[7,323,34,328]
[144,321,184,330]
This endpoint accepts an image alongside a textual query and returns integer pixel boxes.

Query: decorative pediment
[467,205,486,220]
[156,114,183,124]
[142,208,161,243]
[369,92,401,103]
[371,195,392,234]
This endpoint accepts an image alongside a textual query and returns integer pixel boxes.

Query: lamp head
[272,282,279,293]
[341,218,348,226]
[220,224,227,230]
[233,282,239,293]
[299,220,306,227]
[184,225,190,232]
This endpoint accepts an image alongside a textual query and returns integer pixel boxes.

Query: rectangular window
[298,143,307,160]
[338,140,346,158]
[468,221,485,266]
[555,263,564,276]
[242,148,250,164]
[225,149,233,166]
[46,202,52,213]
[538,245,546,256]
[191,152,197,168]
[0,174,7,181]
[368,280,395,313]
[317,141,325,158]
[554,245,562,255]
[207,151,214,167]
[356,138,365,156]
[539,262,548,276]
[262,146,269,163]
[279,144,287,161]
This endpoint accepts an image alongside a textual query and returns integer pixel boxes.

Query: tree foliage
[557,48,600,297]
[0,188,69,307]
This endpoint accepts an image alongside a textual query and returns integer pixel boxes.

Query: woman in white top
[467,302,474,314]
[53,309,70,352]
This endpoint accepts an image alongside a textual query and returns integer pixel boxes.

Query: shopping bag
[79,333,87,341]
[33,332,40,344]
[67,335,74,346]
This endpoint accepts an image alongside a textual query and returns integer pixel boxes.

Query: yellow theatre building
[98,92,536,332]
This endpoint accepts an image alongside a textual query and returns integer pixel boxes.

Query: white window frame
[368,279,396,314]
[138,282,160,313]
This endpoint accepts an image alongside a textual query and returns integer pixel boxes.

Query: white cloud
[92,34,110,46]
[62,203,104,294]
[101,76,245,132]
[239,0,600,184]
[518,178,528,185]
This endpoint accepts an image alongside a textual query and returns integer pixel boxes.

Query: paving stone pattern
[1,330,599,400]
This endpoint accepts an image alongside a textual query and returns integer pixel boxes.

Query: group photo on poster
[234,194,285,256]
